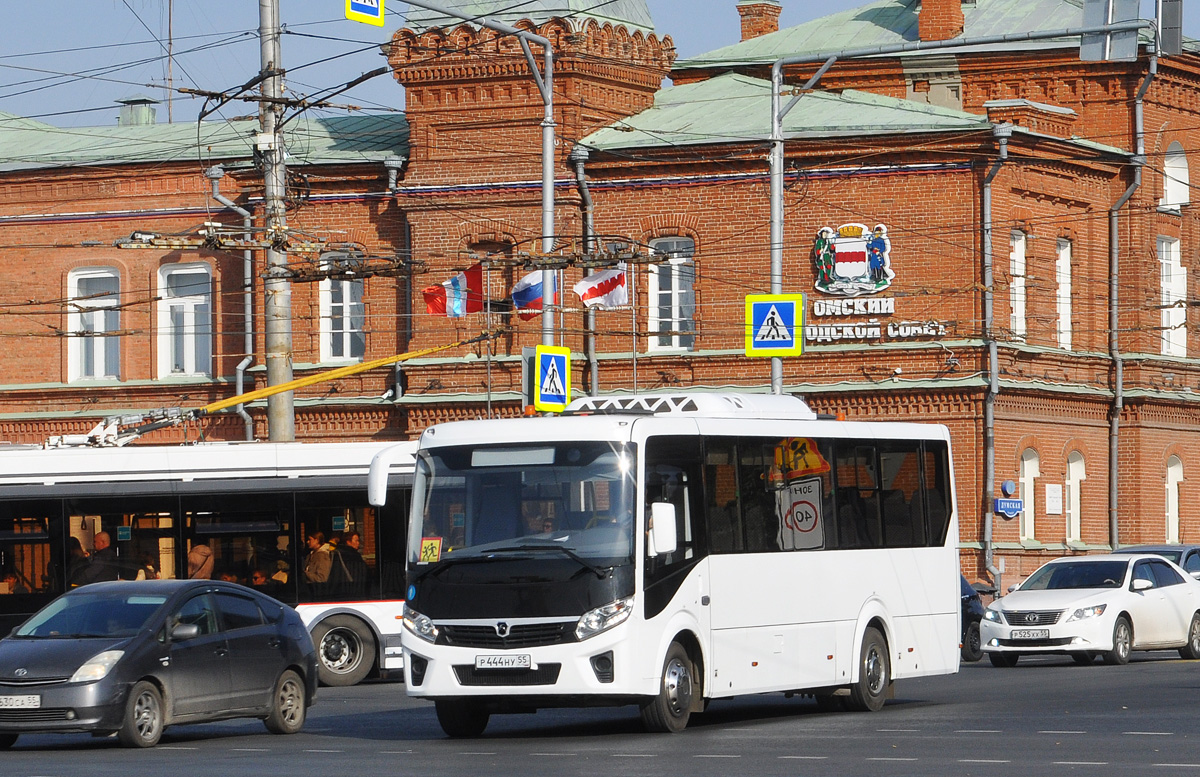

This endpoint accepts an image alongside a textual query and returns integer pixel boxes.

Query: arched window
[1019,448,1040,542]
[1167,455,1184,543]
[67,267,120,381]
[1163,141,1190,210]
[1066,451,1085,543]
[157,263,212,377]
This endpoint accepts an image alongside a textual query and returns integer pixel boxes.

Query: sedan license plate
[475,654,532,670]
[1010,629,1050,640]
[0,695,39,709]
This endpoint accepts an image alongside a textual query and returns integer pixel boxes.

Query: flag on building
[423,263,484,317]
[573,266,628,309]
[511,269,557,321]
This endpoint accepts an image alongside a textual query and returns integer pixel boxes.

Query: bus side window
[703,439,740,554]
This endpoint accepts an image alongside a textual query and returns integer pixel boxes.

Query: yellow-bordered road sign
[534,345,571,412]
[745,294,804,357]
[346,0,385,26]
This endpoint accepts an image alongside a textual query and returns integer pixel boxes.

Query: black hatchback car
[0,579,317,748]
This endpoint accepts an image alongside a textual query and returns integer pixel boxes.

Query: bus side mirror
[648,502,677,558]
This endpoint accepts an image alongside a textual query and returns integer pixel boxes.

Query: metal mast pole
[259,0,294,440]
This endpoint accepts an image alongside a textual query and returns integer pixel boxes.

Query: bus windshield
[409,442,636,566]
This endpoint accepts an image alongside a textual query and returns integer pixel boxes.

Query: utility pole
[259,0,295,441]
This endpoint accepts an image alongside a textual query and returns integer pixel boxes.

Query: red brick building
[2,0,1199,584]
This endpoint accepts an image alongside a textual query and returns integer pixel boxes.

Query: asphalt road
[5,652,1200,777]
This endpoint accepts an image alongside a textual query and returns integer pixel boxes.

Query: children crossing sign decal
[534,345,571,412]
[745,294,804,357]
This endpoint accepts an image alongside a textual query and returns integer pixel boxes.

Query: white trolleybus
[0,440,416,686]
[367,392,961,737]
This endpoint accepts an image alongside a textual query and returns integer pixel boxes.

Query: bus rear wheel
[847,627,889,712]
[435,699,489,738]
[640,641,695,733]
[312,615,375,686]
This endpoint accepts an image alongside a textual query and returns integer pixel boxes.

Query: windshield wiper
[489,543,609,579]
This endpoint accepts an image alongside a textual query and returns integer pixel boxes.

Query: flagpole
[631,265,638,395]
[485,264,493,418]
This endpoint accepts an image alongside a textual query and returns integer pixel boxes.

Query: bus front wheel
[312,615,375,686]
[640,641,695,733]
[847,627,890,712]
[435,699,489,738]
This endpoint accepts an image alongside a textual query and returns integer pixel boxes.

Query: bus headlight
[402,604,439,643]
[575,597,634,641]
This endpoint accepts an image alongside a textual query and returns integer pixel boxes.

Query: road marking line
[1125,731,1174,736]
[530,753,576,757]
[868,757,917,761]
[779,756,828,760]
[960,759,1010,764]
[1154,764,1200,768]
[1054,762,1107,766]
[303,749,345,753]
[613,754,656,758]
[1039,730,1086,735]
[694,754,741,758]
[956,729,1001,734]
[458,752,497,755]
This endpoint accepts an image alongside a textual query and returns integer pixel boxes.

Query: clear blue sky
[0,0,1186,127]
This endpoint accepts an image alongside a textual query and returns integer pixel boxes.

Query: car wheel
[117,680,164,748]
[435,699,490,738]
[312,615,375,687]
[0,733,17,749]
[961,621,984,663]
[1103,616,1132,665]
[264,669,307,734]
[847,627,889,712]
[988,653,1019,668]
[1179,614,1200,660]
[1071,652,1095,665]
[640,641,695,732]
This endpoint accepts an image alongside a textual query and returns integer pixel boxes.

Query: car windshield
[409,442,636,565]
[14,592,168,638]
[1021,560,1128,590]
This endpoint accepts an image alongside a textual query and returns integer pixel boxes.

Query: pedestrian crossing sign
[534,345,571,412]
[346,0,385,26]
[745,294,804,357]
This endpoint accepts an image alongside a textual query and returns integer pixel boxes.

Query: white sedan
[980,554,1200,667]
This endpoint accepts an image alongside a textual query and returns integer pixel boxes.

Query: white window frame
[1167,455,1184,544]
[1159,236,1187,357]
[1055,238,1072,350]
[67,267,120,381]
[157,263,212,378]
[1162,141,1190,211]
[1019,448,1040,542]
[1009,230,1026,341]
[319,272,365,363]
[1065,451,1085,543]
[647,237,695,352]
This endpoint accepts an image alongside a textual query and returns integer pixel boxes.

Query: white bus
[0,440,416,686]
[368,392,960,737]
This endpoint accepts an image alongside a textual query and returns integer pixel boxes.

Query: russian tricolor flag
[511,270,557,321]
[423,264,484,318]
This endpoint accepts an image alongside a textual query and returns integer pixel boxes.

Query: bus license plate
[1010,629,1049,640]
[0,695,39,709]
[475,654,532,670]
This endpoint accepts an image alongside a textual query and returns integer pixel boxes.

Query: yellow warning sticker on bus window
[419,537,443,563]
[774,437,830,481]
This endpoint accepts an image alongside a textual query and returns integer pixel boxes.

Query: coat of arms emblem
[813,222,894,297]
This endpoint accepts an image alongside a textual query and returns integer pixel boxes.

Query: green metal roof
[0,113,409,172]
[676,0,1134,70]
[402,0,655,35]
[583,72,994,151]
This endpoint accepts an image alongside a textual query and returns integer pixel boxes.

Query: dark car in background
[960,575,987,662]
[1114,544,1200,579]
[0,579,317,748]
